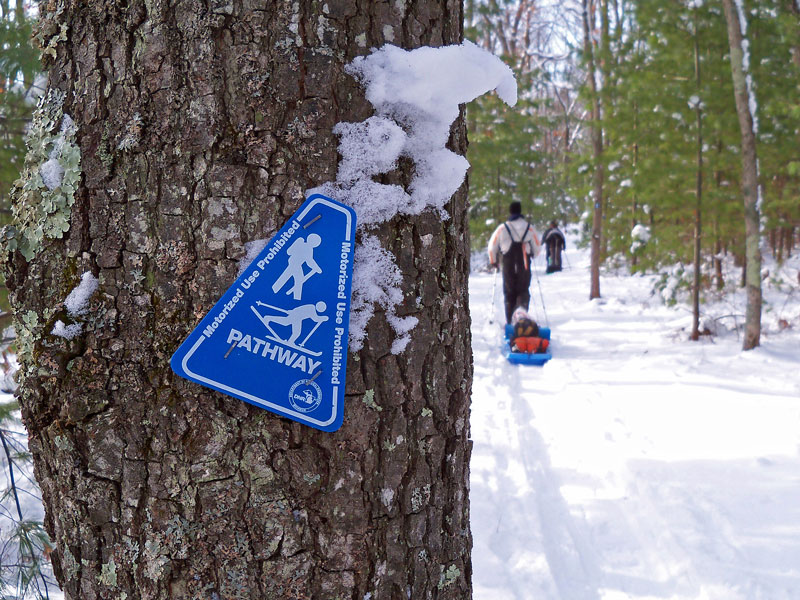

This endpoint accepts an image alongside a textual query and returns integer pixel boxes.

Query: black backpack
[502,222,530,273]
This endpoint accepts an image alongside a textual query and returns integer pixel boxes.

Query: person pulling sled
[542,220,566,274]
[487,201,542,324]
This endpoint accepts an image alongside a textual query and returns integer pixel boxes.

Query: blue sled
[504,324,552,366]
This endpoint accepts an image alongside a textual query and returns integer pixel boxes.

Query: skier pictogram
[272,234,322,300]
[250,300,329,356]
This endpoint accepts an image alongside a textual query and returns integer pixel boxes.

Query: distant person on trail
[487,201,542,324]
[542,220,566,274]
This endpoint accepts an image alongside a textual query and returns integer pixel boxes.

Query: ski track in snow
[470,243,800,600]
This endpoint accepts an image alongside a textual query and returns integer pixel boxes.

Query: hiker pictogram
[250,300,328,356]
[272,234,322,300]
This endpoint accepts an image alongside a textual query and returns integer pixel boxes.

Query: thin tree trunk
[6,1,474,599]
[722,0,762,350]
[690,8,703,341]
[599,0,612,261]
[769,219,779,261]
[713,141,725,290]
[583,0,604,300]
[631,102,639,268]
[788,0,800,67]
[714,234,724,290]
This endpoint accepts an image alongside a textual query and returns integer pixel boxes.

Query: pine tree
[747,0,800,260]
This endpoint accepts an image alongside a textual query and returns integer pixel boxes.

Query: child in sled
[510,307,549,354]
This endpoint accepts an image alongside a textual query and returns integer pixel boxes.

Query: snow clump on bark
[51,271,99,339]
[310,41,517,352]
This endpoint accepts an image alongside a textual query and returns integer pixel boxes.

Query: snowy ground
[469,239,800,600]
[2,231,799,599]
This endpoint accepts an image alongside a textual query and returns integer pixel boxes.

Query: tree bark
[6,1,474,599]
[722,0,762,350]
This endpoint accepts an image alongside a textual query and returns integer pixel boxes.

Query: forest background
[465,0,799,312]
[0,0,798,596]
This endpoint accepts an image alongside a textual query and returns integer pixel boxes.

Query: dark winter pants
[502,260,531,324]
[546,244,562,273]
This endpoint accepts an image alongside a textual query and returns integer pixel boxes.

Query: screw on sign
[170,194,357,432]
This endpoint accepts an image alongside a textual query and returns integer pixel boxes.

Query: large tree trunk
[6,1,473,599]
[722,0,762,350]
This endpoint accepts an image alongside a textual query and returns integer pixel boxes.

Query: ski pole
[531,255,549,328]
[563,250,572,270]
[489,266,499,325]
[299,319,323,347]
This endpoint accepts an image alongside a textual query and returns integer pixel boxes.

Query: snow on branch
[310,41,517,353]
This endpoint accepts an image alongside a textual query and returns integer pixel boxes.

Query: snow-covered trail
[469,244,800,600]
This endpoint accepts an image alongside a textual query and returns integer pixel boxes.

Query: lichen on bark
[3,88,81,261]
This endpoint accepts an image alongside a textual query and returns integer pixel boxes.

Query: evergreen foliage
[1,2,42,313]
[0,6,40,211]
[747,0,800,258]
[466,0,581,248]
[596,0,742,274]
[467,73,564,247]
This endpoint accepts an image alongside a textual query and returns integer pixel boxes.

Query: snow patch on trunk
[310,41,517,352]
[51,271,99,339]
[64,271,99,316]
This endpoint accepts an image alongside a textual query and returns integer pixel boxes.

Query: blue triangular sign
[171,194,357,432]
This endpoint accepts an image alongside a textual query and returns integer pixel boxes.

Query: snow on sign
[170,194,357,432]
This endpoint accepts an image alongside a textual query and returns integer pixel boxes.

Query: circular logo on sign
[288,379,323,413]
